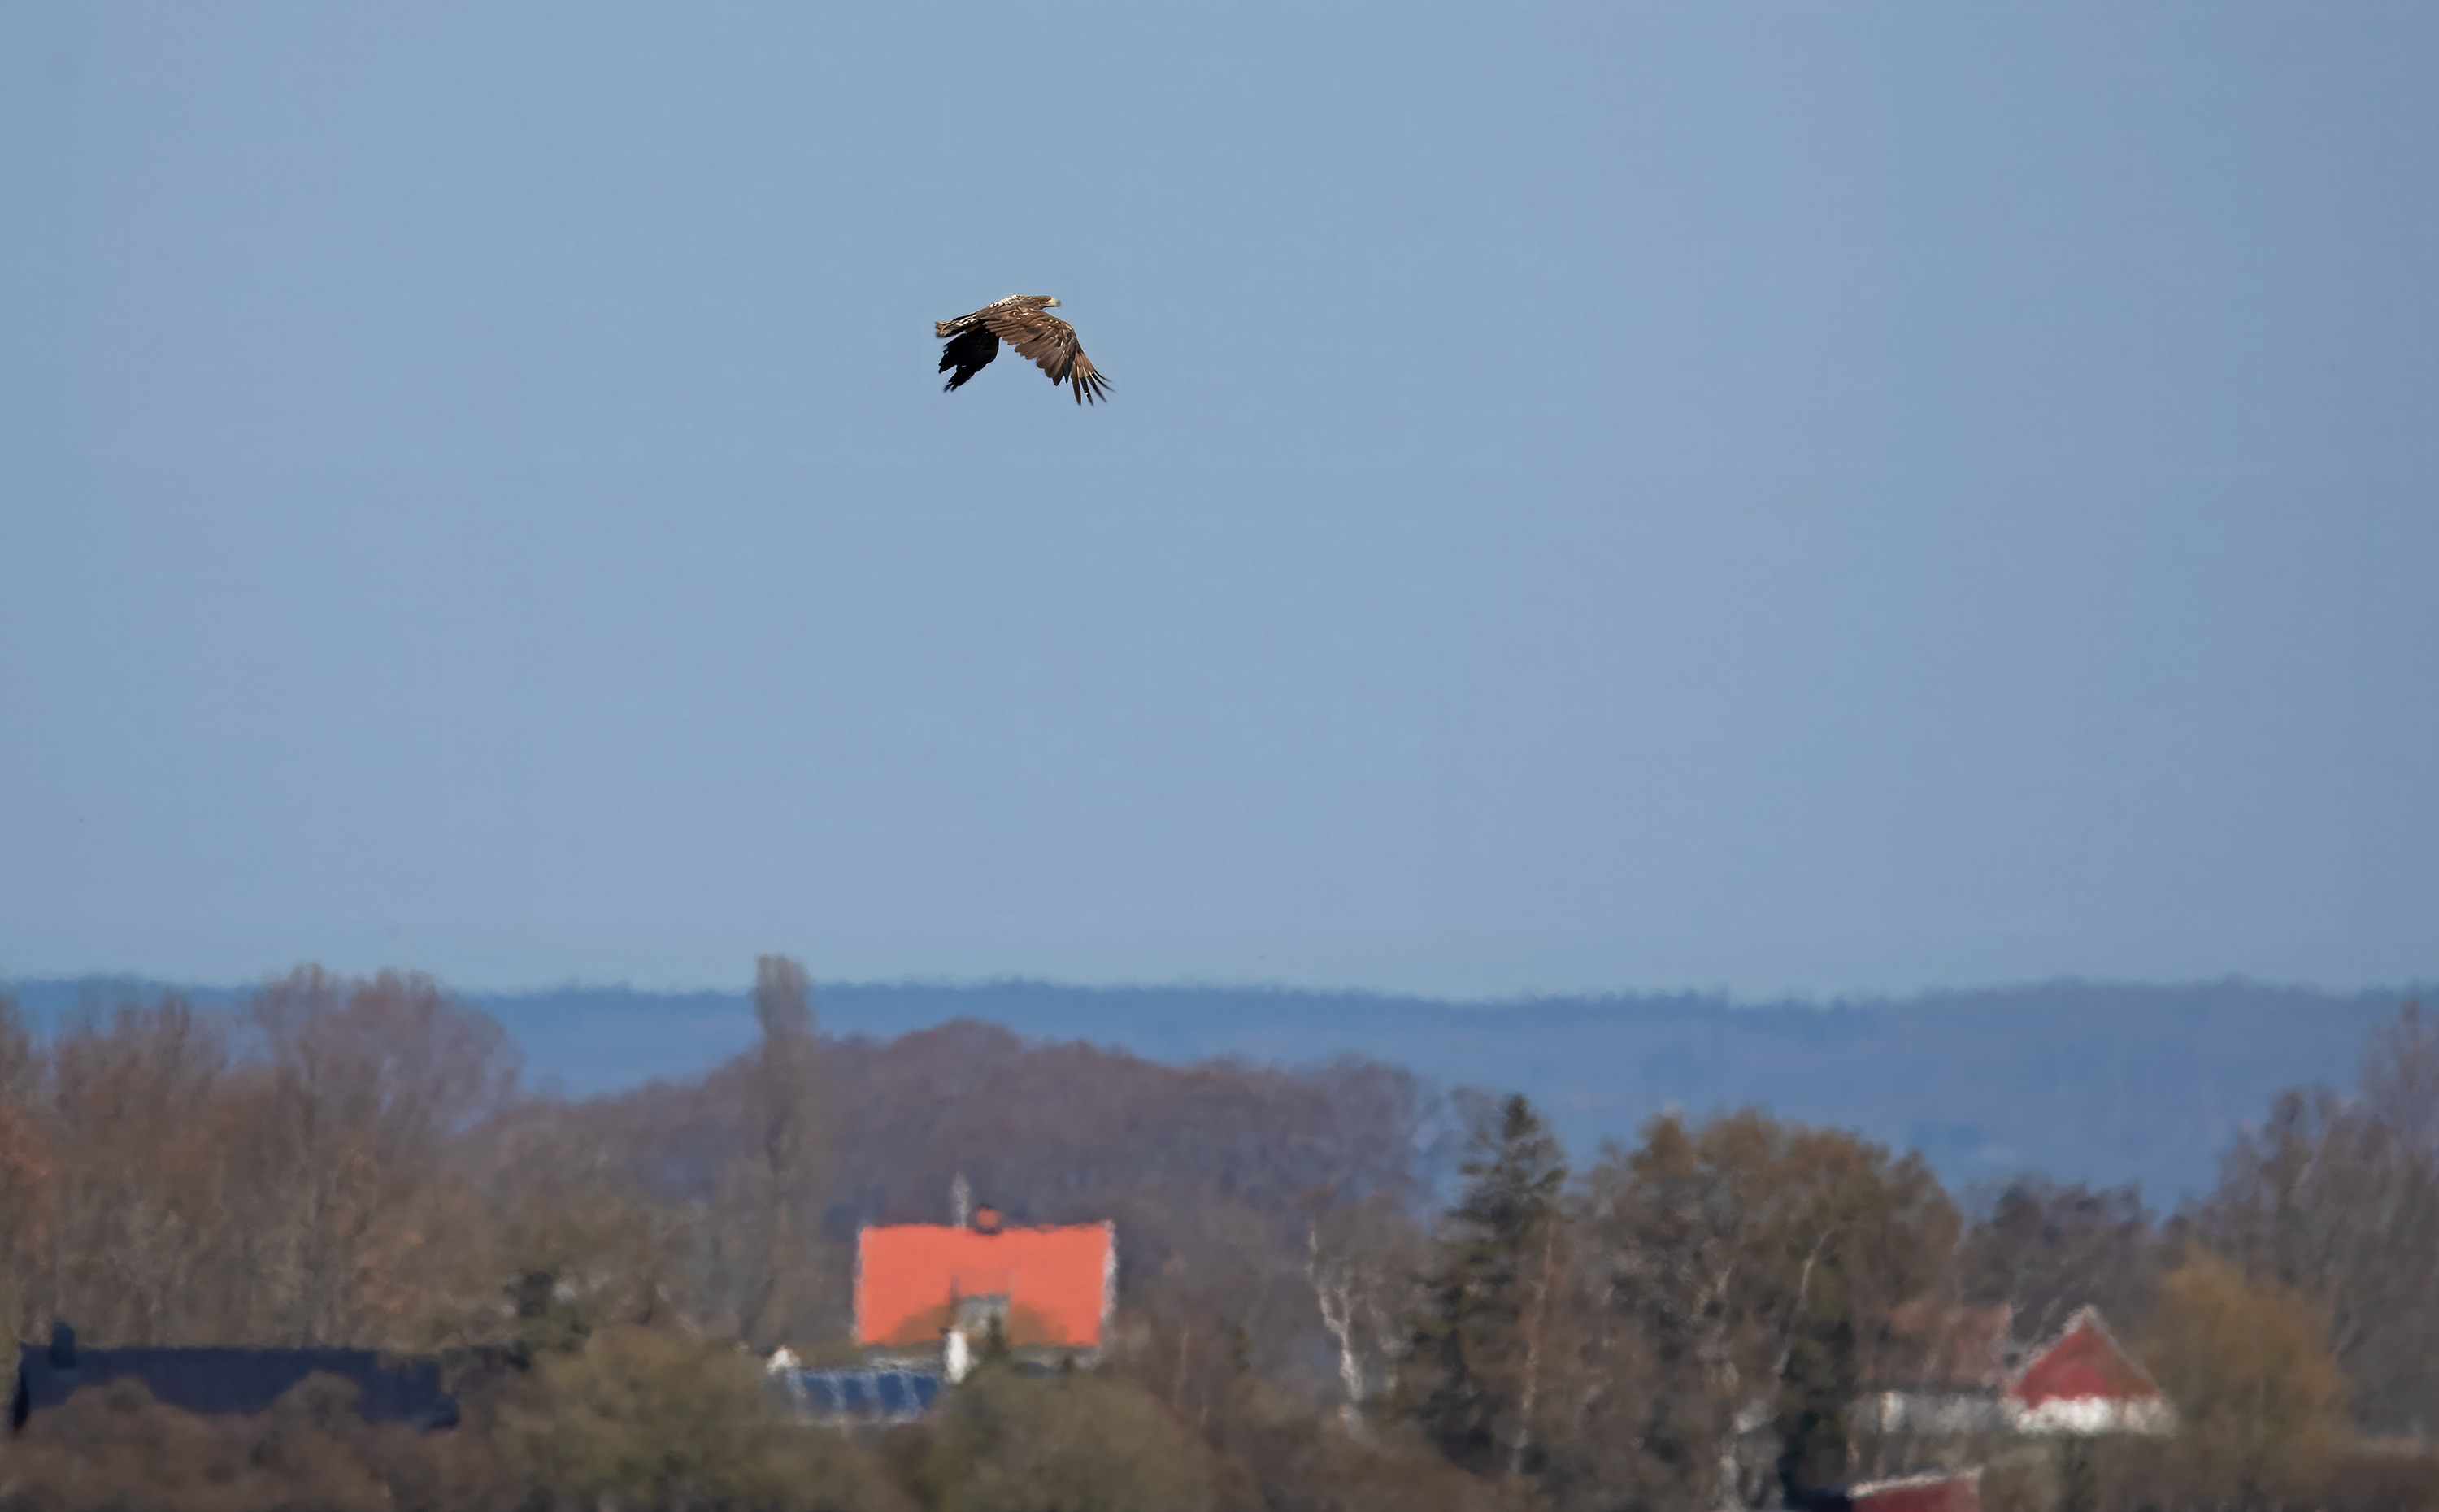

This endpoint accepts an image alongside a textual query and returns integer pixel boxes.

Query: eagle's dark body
[936,295,1111,406]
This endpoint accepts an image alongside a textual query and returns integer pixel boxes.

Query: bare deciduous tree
[704,954,833,1349]
[2197,1003,2439,1436]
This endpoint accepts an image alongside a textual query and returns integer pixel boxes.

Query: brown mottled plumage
[936,295,1111,406]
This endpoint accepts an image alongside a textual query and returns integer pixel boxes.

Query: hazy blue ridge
[6,975,2423,1205]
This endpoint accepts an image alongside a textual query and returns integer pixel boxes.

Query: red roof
[2004,1306,2160,1408]
[1853,1471,1982,1512]
[855,1222,1114,1350]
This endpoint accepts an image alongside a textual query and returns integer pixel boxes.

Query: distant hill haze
[6,976,2420,1203]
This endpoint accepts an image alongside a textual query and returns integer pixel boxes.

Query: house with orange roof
[854,1205,1115,1379]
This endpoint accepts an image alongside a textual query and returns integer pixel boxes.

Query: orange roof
[855,1223,1115,1350]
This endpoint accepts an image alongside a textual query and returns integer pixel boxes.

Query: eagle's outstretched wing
[981,306,1111,406]
[938,325,999,392]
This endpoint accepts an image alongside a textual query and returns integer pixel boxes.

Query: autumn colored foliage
[0,970,2430,1512]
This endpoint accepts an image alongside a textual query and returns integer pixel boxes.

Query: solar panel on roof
[785,1368,946,1426]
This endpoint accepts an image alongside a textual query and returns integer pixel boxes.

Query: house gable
[2001,1306,2173,1436]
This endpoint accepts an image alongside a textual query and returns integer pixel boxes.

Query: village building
[772,1193,1117,1427]
[854,1205,1115,1378]
[1734,1301,2172,1510]
[10,1323,459,1436]
[1865,1301,2020,1443]
[1863,1301,2172,1460]
[1996,1307,2174,1437]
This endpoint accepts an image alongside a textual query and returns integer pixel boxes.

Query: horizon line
[6,967,2431,1016]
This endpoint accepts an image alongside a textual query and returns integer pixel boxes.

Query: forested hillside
[10,975,2415,1199]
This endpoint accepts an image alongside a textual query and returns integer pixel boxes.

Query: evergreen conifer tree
[1402,1093,1567,1478]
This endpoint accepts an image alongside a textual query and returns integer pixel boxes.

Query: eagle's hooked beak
[1045,298,1061,307]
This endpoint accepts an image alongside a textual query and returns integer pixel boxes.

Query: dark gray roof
[12,1327,456,1435]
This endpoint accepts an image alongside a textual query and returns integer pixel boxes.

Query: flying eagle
[936,295,1111,406]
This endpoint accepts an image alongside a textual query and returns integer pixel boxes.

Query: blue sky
[2,2,2432,998]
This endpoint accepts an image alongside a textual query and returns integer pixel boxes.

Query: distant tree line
[0,962,2431,1511]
